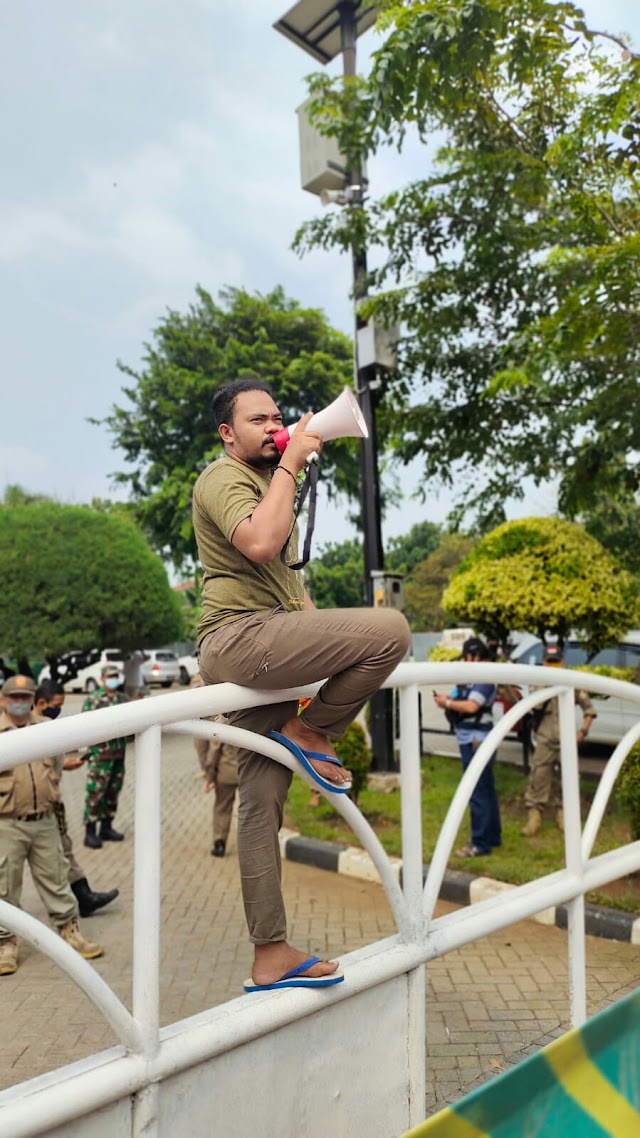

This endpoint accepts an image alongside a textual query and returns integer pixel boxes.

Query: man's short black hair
[212,377,274,431]
[461,637,490,660]
[35,679,64,703]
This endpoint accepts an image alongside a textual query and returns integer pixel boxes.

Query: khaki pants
[54,800,85,886]
[199,605,410,944]
[524,738,562,812]
[0,814,78,940]
[194,737,239,845]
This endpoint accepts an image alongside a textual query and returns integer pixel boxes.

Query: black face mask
[41,706,61,720]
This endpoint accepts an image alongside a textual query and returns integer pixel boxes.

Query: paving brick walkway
[0,701,638,1117]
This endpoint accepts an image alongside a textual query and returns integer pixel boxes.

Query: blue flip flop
[270,731,353,794]
[244,956,345,993]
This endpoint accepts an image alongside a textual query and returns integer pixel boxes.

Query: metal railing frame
[0,661,639,1138]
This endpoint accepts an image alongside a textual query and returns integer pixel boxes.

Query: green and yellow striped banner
[402,988,640,1138]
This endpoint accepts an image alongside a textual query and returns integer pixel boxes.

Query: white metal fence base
[1,662,639,1137]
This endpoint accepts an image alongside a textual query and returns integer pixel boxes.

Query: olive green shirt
[193,456,305,643]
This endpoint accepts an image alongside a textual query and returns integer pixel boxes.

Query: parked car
[39,649,125,694]
[177,653,199,685]
[509,632,640,747]
[141,650,180,688]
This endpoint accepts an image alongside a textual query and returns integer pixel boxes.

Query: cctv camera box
[296,98,349,195]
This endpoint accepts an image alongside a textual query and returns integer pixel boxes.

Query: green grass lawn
[283,753,639,914]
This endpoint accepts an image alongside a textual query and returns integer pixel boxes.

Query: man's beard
[253,443,280,470]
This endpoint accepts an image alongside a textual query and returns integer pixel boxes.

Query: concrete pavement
[0,697,638,1118]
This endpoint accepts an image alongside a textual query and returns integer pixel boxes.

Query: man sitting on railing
[0,675,104,976]
[193,378,410,992]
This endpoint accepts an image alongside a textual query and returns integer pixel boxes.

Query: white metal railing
[1,661,639,1137]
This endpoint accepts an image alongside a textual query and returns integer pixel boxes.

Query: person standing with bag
[433,637,502,858]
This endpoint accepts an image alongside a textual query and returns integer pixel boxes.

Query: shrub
[615,743,640,840]
[428,645,461,662]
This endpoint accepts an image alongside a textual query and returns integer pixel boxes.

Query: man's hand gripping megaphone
[272,412,321,467]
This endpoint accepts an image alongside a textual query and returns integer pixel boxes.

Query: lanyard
[280,460,319,571]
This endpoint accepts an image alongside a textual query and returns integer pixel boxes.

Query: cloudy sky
[1,0,638,555]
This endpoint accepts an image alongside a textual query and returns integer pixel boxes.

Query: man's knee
[370,608,411,659]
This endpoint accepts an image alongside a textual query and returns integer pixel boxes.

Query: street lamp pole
[337,1,394,771]
[338,2,384,593]
[275,0,395,770]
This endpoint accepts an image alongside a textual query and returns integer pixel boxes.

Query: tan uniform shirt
[193,455,304,643]
[535,690,596,745]
[0,712,63,817]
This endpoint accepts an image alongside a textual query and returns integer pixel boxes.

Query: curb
[279,829,640,946]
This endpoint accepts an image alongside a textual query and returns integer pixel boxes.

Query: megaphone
[272,388,368,455]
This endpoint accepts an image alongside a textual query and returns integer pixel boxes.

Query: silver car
[141,650,180,688]
[510,631,640,747]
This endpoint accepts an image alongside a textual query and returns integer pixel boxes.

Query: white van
[510,632,640,747]
[38,649,125,694]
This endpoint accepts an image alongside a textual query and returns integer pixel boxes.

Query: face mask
[5,701,32,718]
[105,678,120,691]
[42,706,61,720]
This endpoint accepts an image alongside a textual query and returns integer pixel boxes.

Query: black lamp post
[274,0,396,770]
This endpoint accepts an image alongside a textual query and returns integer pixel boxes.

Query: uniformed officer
[522,644,596,835]
[34,680,119,916]
[82,665,129,848]
[0,675,103,976]
[194,723,239,858]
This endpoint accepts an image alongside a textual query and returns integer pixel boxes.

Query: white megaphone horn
[272,388,368,456]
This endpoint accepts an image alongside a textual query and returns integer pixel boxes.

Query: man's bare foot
[278,717,351,786]
[252,941,340,986]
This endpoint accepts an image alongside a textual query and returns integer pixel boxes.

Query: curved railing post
[558,687,587,1026]
[131,723,162,1137]
[398,683,424,941]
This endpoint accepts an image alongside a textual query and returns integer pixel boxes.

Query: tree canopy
[443,516,638,654]
[304,520,442,609]
[0,502,184,659]
[97,285,355,570]
[385,519,442,575]
[296,0,640,527]
[305,538,366,608]
[404,532,476,630]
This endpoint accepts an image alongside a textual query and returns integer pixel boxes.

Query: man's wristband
[445,698,452,710]
[274,465,297,487]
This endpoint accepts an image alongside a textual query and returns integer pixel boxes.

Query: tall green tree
[305,538,366,608]
[443,516,638,655]
[96,285,355,571]
[386,519,441,575]
[579,494,640,578]
[0,502,184,660]
[296,0,640,526]
[304,519,442,608]
[404,532,476,630]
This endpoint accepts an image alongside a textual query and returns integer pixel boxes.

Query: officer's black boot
[71,877,119,918]
[100,818,124,842]
[84,822,102,849]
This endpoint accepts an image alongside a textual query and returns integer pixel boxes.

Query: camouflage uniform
[82,688,128,823]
